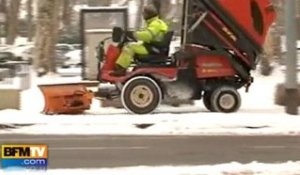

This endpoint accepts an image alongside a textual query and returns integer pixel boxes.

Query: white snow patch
[1,162,300,175]
[1,111,300,135]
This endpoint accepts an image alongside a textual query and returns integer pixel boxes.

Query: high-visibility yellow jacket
[135,16,169,43]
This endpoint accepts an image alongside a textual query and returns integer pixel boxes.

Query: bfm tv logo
[1,145,48,170]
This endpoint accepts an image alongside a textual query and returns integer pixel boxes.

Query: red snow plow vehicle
[40,0,275,115]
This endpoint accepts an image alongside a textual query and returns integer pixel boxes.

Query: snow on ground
[0,67,299,135]
[1,162,300,175]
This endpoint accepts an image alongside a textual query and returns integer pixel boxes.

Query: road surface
[0,135,299,168]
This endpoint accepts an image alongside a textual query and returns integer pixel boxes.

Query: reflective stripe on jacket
[135,16,169,43]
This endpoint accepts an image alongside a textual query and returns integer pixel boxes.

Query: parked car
[71,44,82,50]
[0,52,24,79]
[56,44,75,55]
[55,50,70,67]
[62,50,82,68]
[0,52,22,63]
[1,43,35,63]
[13,45,34,62]
[0,44,11,51]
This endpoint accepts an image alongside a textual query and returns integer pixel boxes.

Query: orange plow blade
[38,84,94,115]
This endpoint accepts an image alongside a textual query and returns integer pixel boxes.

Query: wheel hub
[130,85,154,108]
[219,94,236,110]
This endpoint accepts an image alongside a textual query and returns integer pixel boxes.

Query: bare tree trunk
[62,0,73,31]
[6,0,21,45]
[34,0,61,76]
[0,0,7,44]
[297,0,300,40]
[0,0,6,16]
[48,1,61,73]
[27,0,33,42]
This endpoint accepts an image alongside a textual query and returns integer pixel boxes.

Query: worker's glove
[125,31,137,42]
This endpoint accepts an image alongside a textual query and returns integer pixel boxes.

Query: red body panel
[101,67,177,83]
[102,44,121,71]
[195,55,236,78]
[217,0,276,45]
[185,44,236,78]
[203,13,251,66]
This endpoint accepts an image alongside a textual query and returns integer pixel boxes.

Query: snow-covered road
[0,109,299,135]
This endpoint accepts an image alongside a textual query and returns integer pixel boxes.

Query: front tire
[210,86,241,113]
[121,76,162,114]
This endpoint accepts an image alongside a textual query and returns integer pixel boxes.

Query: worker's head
[143,5,158,20]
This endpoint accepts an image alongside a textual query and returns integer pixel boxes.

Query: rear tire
[121,76,162,114]
[210,86,241,113]
[203,91,215,112]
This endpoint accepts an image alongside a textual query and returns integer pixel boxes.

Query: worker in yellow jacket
[112,5,169,76]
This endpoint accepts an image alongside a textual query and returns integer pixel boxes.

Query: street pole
[285,0,299,115]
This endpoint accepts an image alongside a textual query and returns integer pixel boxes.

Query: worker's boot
[110,65,127,77]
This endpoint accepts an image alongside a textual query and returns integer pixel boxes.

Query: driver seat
[135,31,174,65]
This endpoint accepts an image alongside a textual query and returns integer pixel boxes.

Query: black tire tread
[121,77,162,114]
[210,86,241,113]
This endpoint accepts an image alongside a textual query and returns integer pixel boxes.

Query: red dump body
[188,0,276,69]
[217,0,276,46]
